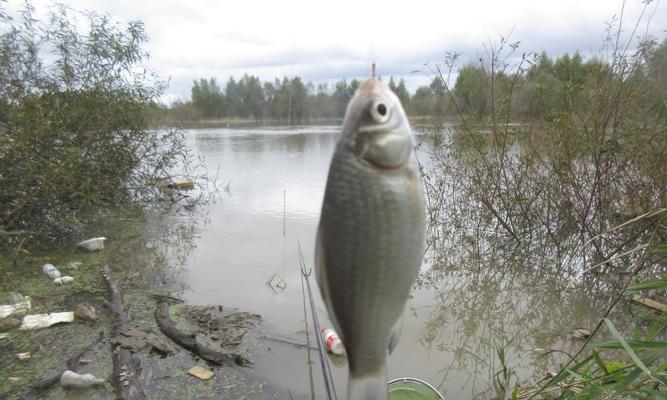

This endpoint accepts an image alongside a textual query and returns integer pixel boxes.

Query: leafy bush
[0,3,187,241]
[423,33,666,276]
[419,4,666,398]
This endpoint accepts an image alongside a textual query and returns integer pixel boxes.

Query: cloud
[5,0,665,102]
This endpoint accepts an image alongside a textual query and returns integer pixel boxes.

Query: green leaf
[646,320,667,341]
[511,383,519,400]
[567,368,600,389]
[544,354,595,388]
[604,362,627,374]
[592,340,667,351]
[627,279,667,291]
[592,350,608,374]
[654,372,667,386]
[604,318,652,377]
[612,352,661,393]
[636,388,667,399]
[613,365,644,393]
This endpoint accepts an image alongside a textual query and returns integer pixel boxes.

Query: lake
[175,125,606,399]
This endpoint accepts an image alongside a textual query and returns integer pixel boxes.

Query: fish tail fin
[347,369,388,400]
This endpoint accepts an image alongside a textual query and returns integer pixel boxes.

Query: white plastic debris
[43,264,61,280]
[0,297,31,318]
[66,261,83,270]
[77,237,106,251]
[20,312,74,330]
[321,327,346,355]
[16,352,31,361]
[53,276,75,285]
[60,370,105,388]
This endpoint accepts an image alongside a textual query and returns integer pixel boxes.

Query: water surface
[178,126,605,399]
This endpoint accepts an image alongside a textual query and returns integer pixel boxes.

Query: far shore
[155,115,453,129]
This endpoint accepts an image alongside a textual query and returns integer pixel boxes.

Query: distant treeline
[166,39,666,123]
[168,76,408,123]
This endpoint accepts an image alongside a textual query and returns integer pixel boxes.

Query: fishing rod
[298,242,338,400]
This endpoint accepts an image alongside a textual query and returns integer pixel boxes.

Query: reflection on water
[415,260,611,397]
[176,126,608,399]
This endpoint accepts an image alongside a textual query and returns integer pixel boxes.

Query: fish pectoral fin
[388,310,406,354]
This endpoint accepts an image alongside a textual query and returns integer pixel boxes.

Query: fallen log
[149,293,185,304]
[29,331,104,394]
[154,301,251,367]
[102,264,146,400]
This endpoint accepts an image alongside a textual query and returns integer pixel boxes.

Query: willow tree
[0,2,186,241]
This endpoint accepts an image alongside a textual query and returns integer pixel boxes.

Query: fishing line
[369,42,377,78]
[282,188,286,281]
[288,33,296,126]
[298,242,338,400]
[265,189,287,292]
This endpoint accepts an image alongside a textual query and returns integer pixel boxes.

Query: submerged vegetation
[418,5,666,399]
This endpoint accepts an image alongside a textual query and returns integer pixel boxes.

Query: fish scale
[318,141,424,374]
[317,78,425,399]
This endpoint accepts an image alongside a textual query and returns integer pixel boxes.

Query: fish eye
[369,98,391,123]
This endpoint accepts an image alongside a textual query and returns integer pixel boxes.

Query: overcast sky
[5,0,666,103]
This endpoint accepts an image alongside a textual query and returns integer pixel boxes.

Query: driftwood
[632,294,667,313]
[29,331,104,394]
[149,293,185,304]
[154,301,251,367]
[102,264,146,400]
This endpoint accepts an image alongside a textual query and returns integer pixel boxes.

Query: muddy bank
[0,209,306,400]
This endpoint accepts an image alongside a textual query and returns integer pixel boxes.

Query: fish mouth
[343,78,414,170]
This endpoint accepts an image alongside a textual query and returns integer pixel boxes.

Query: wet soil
[0,209,296,400]
[179,305,262,348]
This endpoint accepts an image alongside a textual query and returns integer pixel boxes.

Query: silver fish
[316,78,426,399]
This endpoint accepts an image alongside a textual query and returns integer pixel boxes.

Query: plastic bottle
[60,370,105,388]
[53,276,74,285]
[20,311,74,330]
[66,261,82,270]
[42,264,61,280]
[77,237,106,251]
[0,296,31,319]
[321,327,346,355]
